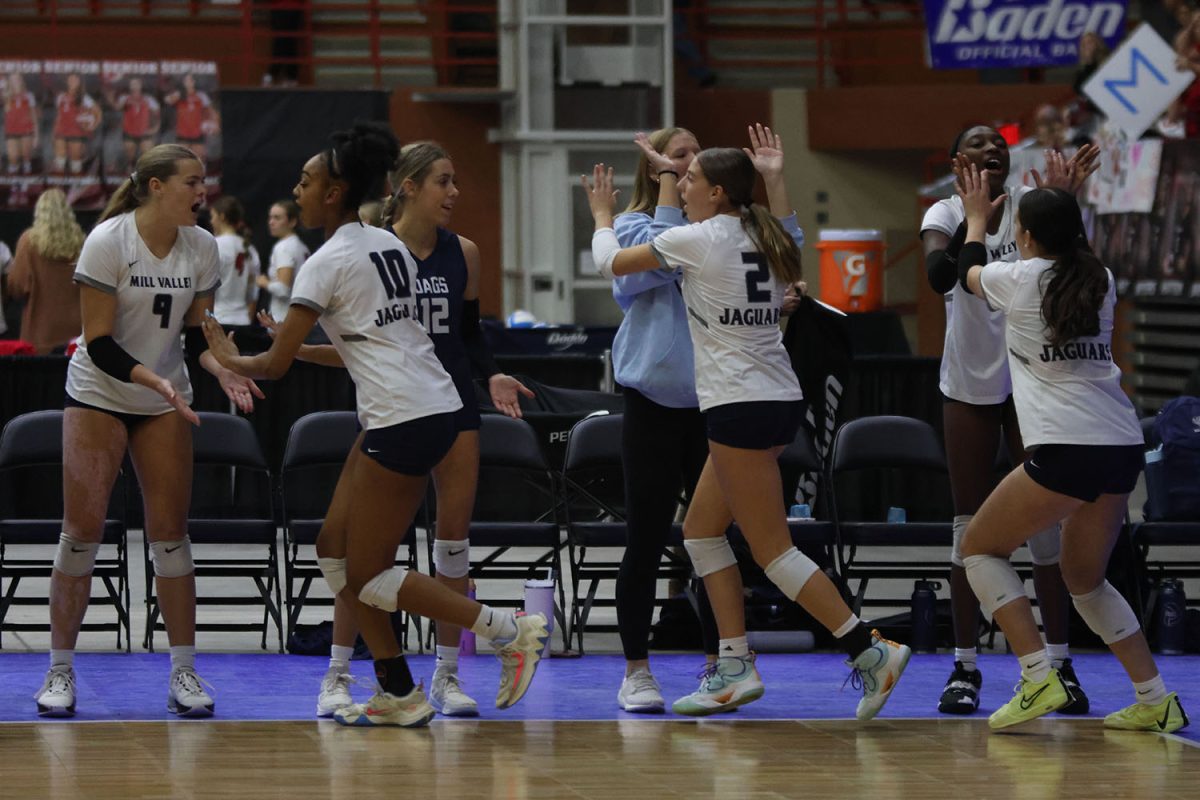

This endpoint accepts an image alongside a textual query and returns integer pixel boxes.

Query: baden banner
[923,0,1128,70]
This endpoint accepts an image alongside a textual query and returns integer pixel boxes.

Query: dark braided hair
[325,121,400,212]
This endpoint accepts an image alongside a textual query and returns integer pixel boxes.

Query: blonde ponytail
[742,204,802,285]
[98,143,199,224]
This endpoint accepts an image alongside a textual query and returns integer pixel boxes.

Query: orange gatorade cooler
[816,229,885,312]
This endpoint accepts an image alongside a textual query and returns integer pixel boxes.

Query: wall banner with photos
[0,59,220,210]
[1092,140,1200,300]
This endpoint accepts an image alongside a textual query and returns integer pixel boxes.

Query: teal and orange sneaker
[672,654,765,716]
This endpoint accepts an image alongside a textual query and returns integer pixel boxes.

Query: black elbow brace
[959,242,988,294]
[183,326,208,361]
[925,222,968,294]
[88,335,141,383]
[461,299,500,379]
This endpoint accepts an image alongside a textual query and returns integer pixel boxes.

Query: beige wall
[772,88,933,352]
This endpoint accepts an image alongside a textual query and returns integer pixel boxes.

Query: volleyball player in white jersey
[210,196,260,328]
[955,167,1188,732]
[260,199,308,322]
[202,122,548,728]
[34,144,265,718]
[921,125,1099,715]
[584,148,910,719]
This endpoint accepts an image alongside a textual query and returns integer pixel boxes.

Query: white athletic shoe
[430,668,479,717]
[317,667,355,718]
[618,668,665,713]
[672,655,765,716]
[493,612,550,709]
[35,665,77,718]
[334,685,436,728]
[167,666,215,717]
[846,629,911,721]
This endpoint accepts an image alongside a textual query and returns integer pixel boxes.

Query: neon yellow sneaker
[988,669,1071,731]
[1104,692,1189,733]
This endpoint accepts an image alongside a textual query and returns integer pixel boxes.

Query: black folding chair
[828,415,953,617]
[456,414,568,650]
[0,410,131,651]
[144,412,282,651]
[279,411,421,650]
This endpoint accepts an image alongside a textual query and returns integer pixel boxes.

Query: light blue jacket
[611,207,804,409]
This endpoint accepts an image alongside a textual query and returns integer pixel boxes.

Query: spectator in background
[1144,0,1190,44]
[1033,104,1068,150]
[6,189,85,354]
[1069,31,1110,144]
[1176,7,1200,137]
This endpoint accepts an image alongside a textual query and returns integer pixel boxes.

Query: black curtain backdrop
[220,88,391,260]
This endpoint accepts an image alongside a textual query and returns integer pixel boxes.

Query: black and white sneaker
[35,666,77,717]
[1056,657,1089,715]
[937,661,981,715]
[167,666,215,717]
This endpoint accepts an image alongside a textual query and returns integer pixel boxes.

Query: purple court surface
[2,652,1198,743]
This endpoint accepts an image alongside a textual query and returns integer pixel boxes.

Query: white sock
[50,649,74,669]
[954,648,977,671]
[1045,641,1069,668]
[718,636,749,659]
[436,645,459,671]
[1133,674,1168,706]
[832,614,860,639]
[1018,648,1051,684]
[329,644,354,672]
[170,645,196,673]
[470,605,517,644]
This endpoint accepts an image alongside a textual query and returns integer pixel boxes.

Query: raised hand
[956,161,1005,225]
[743,123,784,180]
[634,132,675,178]
[580,163,620,226]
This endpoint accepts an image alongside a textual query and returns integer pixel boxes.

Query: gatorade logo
[932,1,1124,46]
[835,251,869,298]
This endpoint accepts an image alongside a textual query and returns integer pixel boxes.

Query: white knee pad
[950,515,972,568]
[149,537,194,578]
[763,547,820,601]
[53,533,99,577]
[963,554,1026,616]
[317,557,347,595]
[1072,581,1140,644]
[359,567,409,612]
[1026,525,1062,566]
[433,539,470,579]
[684,536,737,577]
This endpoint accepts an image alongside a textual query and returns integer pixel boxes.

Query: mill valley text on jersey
[129,274,192,289]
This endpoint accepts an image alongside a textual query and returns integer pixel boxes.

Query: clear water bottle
[1156,578,1187,656]
[911,580,940,653]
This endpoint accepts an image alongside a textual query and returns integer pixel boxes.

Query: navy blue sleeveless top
[407,227,478,425]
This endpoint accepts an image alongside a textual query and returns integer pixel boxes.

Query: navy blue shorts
[1024,443,1143,502]
[361,412,457,476]
[65,393,156,431]
[705,400,803,450]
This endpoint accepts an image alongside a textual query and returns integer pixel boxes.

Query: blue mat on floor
[2,652,1197,742]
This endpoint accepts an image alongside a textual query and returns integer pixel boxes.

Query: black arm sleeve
[88,335,141,383]
[183,326,208,361]
[959,242,988,295]
[461,299,501,379]
[924,221,969,294]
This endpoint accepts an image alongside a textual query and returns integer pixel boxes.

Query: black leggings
[616,386,719,660]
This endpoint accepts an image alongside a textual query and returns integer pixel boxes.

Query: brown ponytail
[695,147,802,286]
